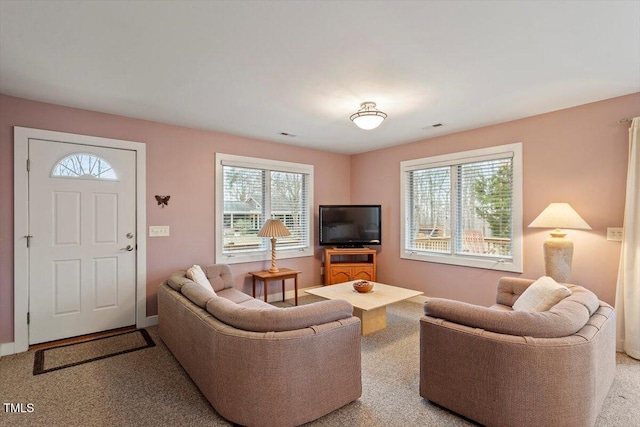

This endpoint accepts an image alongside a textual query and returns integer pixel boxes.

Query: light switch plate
[149,225,170,237]
[607,227,623,241]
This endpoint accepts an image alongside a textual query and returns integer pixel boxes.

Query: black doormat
[33,329,155,375]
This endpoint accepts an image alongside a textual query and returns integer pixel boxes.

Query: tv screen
[319,205,381,247]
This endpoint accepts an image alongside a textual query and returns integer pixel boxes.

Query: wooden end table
[249,268,301,306]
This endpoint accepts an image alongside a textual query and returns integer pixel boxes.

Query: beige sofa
[420,277,616,427]
[158,264,362,427]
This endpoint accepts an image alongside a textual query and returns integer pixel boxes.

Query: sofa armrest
[206,297,354,332]
[423,297,588,338]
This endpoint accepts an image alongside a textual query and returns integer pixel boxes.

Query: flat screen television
[319,205,381,247]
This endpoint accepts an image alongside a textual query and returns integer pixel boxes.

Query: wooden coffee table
[305,281,423,335]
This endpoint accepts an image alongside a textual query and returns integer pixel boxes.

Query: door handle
[122,245,134,252]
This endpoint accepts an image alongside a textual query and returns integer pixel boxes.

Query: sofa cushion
[181,282,218,308]
[186,264,214,292]
[237,298,274,309]
[203,264,235,292]
[168,265,234,293]
[513,276,571,312]
[216,287,256,305]
[424,285,599,338]
[496,277,537,307]
[206,297,354,332]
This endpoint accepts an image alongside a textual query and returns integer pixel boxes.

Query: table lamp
[528,203,591,283]
[257,219,291,273]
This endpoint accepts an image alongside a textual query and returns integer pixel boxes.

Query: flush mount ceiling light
[350,102,387,130]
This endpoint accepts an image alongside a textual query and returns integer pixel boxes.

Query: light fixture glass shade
[352,115,385,130]
[528,203,591,235]
[257,219,291,238]
[350,102,387,130]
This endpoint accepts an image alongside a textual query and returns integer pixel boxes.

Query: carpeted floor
[1,297,638,426]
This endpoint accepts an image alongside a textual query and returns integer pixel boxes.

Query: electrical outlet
[607,227,623,242]
[149,225,170,237]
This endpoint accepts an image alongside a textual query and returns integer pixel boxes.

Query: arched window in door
[51,153,118,180]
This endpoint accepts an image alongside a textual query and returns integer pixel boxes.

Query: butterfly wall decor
[155,195,170,208]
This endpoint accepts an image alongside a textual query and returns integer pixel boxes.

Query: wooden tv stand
[323,248,377,285]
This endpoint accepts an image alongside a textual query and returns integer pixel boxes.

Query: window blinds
[270,171,309,249]
[457,158,513,257]
[222,165,309,254]
[405,156,513,259]
[406,166,451,253]
[222,166,266,254]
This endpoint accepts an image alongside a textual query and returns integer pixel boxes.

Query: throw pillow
[186,264,215,293]
[513,276,571,312]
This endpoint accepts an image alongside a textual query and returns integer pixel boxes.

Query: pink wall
[351,93,640,307]
[0,95,351,343]
[1,93,638,345]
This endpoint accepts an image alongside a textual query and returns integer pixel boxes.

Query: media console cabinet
[323,248,377,285]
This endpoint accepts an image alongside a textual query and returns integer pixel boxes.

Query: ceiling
[1,1,639,155]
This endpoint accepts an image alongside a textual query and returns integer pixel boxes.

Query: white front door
[28,139,137,345]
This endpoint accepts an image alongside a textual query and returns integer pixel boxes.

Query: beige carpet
[0,297,638,426]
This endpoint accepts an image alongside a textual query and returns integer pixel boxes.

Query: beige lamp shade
[528,203,591,237]
[528,203,591,283]
[257,219,291,238]
[258,219,290,273]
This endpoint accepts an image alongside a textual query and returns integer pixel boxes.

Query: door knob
[122,245,134,252]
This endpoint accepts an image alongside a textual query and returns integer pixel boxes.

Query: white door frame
[13,127,147,354]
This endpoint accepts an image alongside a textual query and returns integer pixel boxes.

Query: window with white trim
[400,143,523,272]
[215,153,314,264]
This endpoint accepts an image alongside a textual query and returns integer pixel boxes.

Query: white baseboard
[0,315,162,357]
[146,315,158,327]
[0,341,16,357]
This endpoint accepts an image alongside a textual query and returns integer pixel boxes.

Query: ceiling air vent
[422,123,444,130]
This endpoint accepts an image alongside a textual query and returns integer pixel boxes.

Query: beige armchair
[420,277,616,427]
